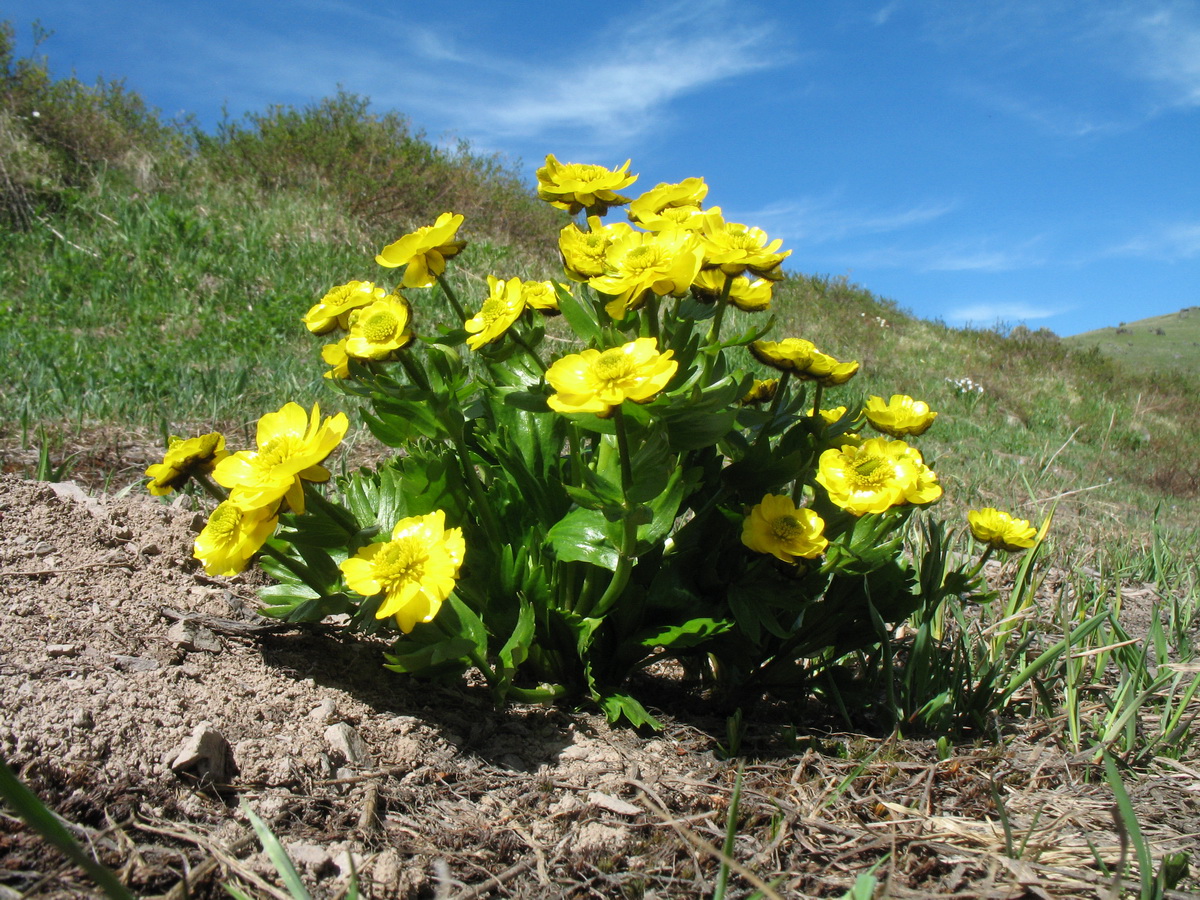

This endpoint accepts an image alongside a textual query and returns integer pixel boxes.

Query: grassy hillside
[1064,307,1200,379]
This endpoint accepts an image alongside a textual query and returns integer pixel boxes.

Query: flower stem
[754,371,792,448]
[435,273,469,323]
[396,350,432,393]
[509,329,548,373]
[258,540,320,587]
[811,382,825,418]
[192,472,228,504]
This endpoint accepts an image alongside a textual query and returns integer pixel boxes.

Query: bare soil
[1,474,1198,898]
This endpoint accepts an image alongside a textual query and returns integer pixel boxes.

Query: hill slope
[1064,307,1200,378]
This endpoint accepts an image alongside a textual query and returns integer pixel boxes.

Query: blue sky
[9,0,1199,336]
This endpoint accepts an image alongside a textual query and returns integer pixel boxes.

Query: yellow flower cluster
[540,155,788,320]
[305,281,415,379]
[192,402,348,576]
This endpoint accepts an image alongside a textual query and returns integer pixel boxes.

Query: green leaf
[635,617,733,649]
[498,600,536,680]
[597,691,662,730]
[0,758,137,900]
[444,594,489,659]
[547,507,620,570]
[502,389,551,413]
[628,426,672,504]
[384,636,475,675]
[239,800,313,900]
[556,281,602,344]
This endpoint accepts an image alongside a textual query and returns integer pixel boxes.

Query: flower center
[257,434,304,469]
[479,297,508,326]
[771,515,805,541]
[620,244,664,275]
[363,310,398,343]
[208,504,241,538]
[851,455,894,486]
[593,348,634,383]
[376,538,428,585]
[566,163,608,185]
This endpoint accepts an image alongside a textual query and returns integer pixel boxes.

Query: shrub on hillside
[195,90,563,254]
[0,21,183,224]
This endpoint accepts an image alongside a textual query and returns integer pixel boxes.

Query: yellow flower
[819,406,849,425]
[749,338,817,373]
[749,339,858,385]
[803,351,860,387]
[967,508,1038,552]
[816,437,942,515]
[536,154,637,214]
[303,281,387,334]
[375,213,467,288]
[637,204,706,232]
[741,494,828,564]
[340,510,466,633]
[344,294,414,360]
[559,217,635,282]
[590,229,705,319]
[740,379,779,405]
[465,276,525,350]
[145,433,229,496]
[865,395,938,437]
[321,339,351,379]
[193,500,279,577]
[692,268,773,311]
[628,178,708,229]
[521,279,562,312]
[546,338,678,416]
[700,210,791,279]
[213,402,349,514]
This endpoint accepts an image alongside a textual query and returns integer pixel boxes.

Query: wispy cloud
[1121,2,1200,109]
[449,1,781,146]
[833,234,1047,273]
[944,301,1062,326]
[739,196,957,245]
[1108,221,1200,261]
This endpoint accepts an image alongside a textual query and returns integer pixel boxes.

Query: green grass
[1065,306,1200,380]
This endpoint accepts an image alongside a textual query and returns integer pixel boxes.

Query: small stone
[114,655,160,672]
[324,722,370,767]
[310,699,338,725]
[284,841,334,875]
[588,792,642,817]
[575,822,629,857]
[170,722,235,782]
[166,620,223,653]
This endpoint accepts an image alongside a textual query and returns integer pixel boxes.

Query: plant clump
[148,156,1047,730]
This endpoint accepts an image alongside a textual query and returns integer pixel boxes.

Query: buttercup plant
[148,155,1033,729]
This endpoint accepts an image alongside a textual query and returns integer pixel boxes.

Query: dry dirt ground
[1,473,1198,898]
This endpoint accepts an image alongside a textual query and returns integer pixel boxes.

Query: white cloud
[944,301,1062,326]
[455,1,780,145]
[740,196,957,245]
[1108,221,1200,261]
[832,235,1047,273]
[1122,2,1200,109]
